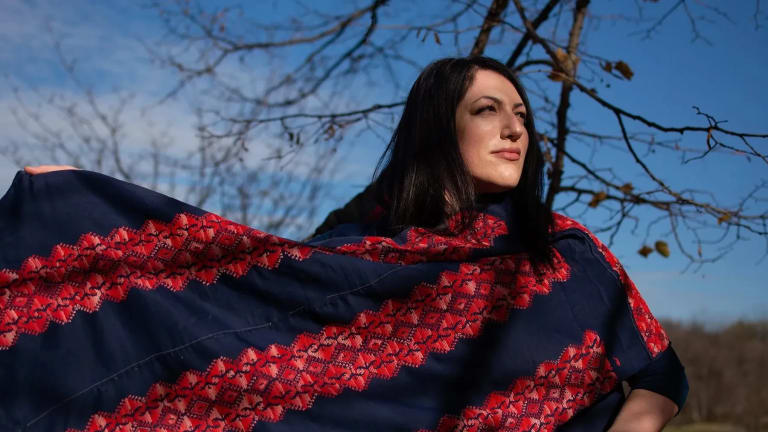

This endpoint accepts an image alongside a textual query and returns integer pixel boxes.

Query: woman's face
[455,69,528,194]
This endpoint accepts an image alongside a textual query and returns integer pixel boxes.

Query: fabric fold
[0,170,678,431]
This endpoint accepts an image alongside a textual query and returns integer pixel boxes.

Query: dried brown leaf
[548,71,565,82]
[654,240,670,258]
[638,245,654,258]
[717,212,732,225]
[324,124,336,140]
[554,48,568,66]
[588,191,608,208]
[619,183,634,194]
[614,60,634,80]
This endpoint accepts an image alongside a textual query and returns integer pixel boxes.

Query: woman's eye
[477,104,496,113]
[516,112,527,120]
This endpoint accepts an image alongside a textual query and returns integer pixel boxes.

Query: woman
[299,56,688,430]
[20,57,686,430]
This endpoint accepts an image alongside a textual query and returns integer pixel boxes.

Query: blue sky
[1,0,766,325]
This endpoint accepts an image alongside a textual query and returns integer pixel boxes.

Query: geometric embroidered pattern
[0,213,508,351]
[67,252,570,432]
[334,212,508,264]
[552,214,669,357]
[0,208,665,373]
[421,330,618,432]
[0,213,314,350]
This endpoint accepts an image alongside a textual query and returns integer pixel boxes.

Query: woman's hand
[608,389,679,432]
[24,165,79,175]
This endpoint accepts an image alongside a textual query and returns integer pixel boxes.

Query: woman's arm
[558,219,688,430]
[608,344,687,431]
[608,388,678,432]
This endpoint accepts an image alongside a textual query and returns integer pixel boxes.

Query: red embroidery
[422,330,618,432]
[551,214,669,357]
[66,252,569,432]
[0,212,507,350]
[0,213,313,350]
[336,212,508,264]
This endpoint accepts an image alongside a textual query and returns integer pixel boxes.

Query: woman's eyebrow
[471,95,501,104]
[471,95,525,109]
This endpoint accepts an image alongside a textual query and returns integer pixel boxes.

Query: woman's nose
[502,115,524,141]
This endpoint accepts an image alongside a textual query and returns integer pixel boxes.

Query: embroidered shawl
[0,170,671,431]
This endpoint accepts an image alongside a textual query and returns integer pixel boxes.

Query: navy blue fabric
[626,343,689,410]
[0,170,686,431]
[552,231,689,412]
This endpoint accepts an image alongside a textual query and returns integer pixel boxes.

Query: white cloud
[0,0,396,188]
[0,0,344,189]
[0,1,156,85]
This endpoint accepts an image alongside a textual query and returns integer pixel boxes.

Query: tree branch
[505,0,561,67]
[469,0,510,56]
[538,0,590,210]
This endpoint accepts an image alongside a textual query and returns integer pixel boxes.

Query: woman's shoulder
[547,212,626,276]
[549,213,609,254]
[550,212,593,237]
[308,185,382,240]
[304,221,384,245]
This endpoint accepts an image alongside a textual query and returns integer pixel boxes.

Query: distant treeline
[663,320,768,431]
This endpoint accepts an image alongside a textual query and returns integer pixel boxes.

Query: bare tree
[133,0,767,264]
[7,0,767,258]
[4,40,333,238]
[664,320,768,431]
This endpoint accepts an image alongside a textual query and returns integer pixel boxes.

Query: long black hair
[373,56,553,264]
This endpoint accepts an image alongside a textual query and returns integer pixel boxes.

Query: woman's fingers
[24,165,79,175]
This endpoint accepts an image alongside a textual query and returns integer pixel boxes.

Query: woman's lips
[492,149,521,161]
